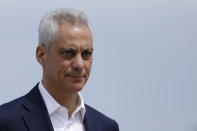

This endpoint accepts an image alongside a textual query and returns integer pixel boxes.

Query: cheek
[45,58,55,72]
[85,61,93,73]
[59,61,71,71]
[56,62,70,79]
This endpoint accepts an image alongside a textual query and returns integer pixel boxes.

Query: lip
[66,74,85,80]
[69,75,83,78]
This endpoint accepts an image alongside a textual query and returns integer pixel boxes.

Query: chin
[69,83,84,93]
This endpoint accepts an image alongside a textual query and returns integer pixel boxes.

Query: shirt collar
[38,81,86,120]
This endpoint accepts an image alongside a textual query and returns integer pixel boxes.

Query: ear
[36,45,48,67]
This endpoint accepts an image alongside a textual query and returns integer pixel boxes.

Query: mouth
[65,74,85,81]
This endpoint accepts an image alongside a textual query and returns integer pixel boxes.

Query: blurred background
[0,0,196,130]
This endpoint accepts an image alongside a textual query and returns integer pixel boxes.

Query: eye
[62,49,76,59]
[64,50,73,55]
[82,50,93,60]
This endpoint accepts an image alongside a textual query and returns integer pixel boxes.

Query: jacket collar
[83,104,99,131]
[21,83,54,131]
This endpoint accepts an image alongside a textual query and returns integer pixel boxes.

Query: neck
[42,79,78,118]
[54,92,78,118]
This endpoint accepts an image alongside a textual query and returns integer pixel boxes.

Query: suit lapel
[21,84,54,131]
[83,105,98,131]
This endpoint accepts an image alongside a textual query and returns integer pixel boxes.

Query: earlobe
[36,45,47,67]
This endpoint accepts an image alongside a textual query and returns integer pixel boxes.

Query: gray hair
[38,8,89,52]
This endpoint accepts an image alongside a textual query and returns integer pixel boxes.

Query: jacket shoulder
[0,83,39,115]
[0,96,28,130]
[85,104,119,130]
[0,95,27,118]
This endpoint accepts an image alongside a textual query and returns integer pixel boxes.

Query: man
[0,8,119,131]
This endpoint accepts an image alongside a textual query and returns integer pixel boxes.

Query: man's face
[41,22,93,94]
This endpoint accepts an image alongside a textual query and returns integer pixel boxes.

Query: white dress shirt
[38,82,86,131]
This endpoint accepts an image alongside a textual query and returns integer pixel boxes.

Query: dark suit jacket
[0,84,119,131]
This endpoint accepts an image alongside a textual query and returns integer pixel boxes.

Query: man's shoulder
[0,83,40,113]
[85,104,113,120]
[0,95,27,116]
[85,104,119,129]
[0,95,28,130]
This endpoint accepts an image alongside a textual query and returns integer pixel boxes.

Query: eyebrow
[83,48,93,52]
[57,47,76,52]
[57,47,93,53]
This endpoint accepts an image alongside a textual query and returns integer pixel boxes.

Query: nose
[72,54,84,72]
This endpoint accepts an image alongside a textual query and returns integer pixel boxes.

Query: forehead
[57,22,92,41]
[51,22,93,51]
[48,23,93,53]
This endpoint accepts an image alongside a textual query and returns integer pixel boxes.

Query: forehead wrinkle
[54,22,93,53]
[55,32,92,49]
[58,23,92,39]
[55,43,92,51]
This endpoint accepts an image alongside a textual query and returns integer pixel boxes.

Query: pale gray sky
[0,0,196,131]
